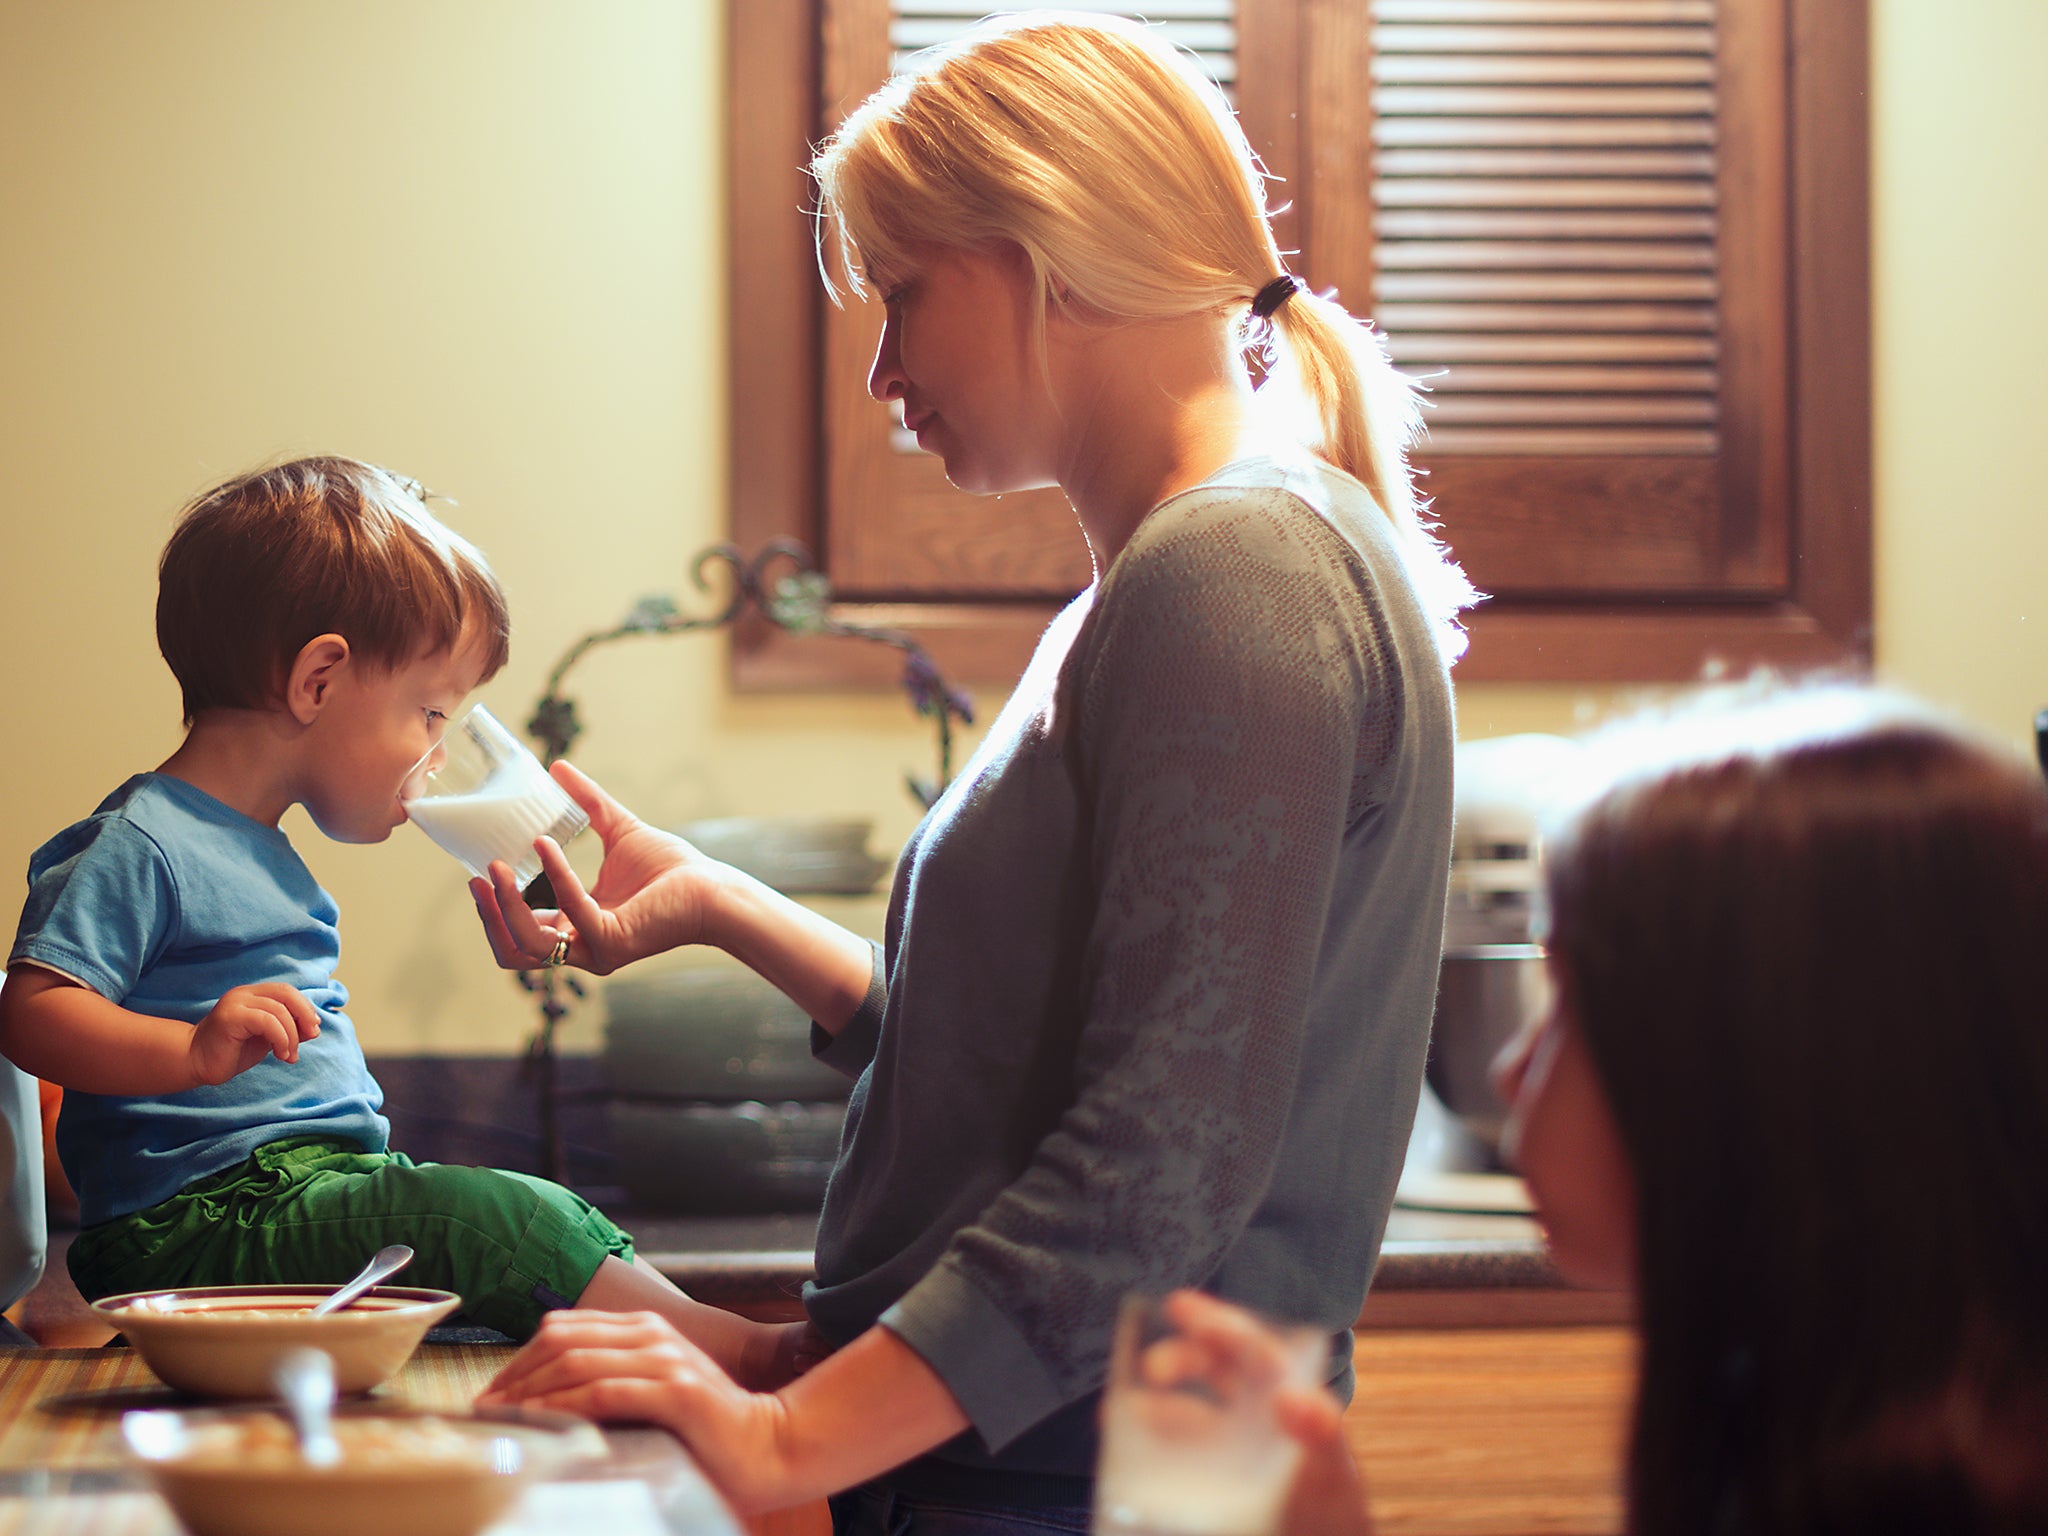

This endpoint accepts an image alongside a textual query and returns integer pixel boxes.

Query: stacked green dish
[603,962,850,1213]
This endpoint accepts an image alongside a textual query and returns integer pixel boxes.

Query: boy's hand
[188,983,321,1086]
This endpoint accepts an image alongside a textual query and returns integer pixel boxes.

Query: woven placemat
[0,1342,517,1470]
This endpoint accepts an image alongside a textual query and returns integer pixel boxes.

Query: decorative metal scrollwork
[512,540,975,1183]
[526,539,970,806]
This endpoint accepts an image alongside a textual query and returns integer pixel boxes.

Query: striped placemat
[0,1344,517,1470]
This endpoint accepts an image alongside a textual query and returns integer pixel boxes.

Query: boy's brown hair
[156,456,511,723]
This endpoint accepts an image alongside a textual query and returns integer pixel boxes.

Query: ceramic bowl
[122,1404,595,1536]
[92,1284,462,1398]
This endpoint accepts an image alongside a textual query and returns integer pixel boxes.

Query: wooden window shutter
[726,0,1868,687]
[1370,0,1785,590]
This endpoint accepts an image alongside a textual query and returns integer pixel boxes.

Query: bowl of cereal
[93,1285,463,1398]
[122,1404,595,1536]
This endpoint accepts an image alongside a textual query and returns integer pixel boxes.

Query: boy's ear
[285,634,351,725]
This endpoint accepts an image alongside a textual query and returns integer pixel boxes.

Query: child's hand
[188,983,321,1086]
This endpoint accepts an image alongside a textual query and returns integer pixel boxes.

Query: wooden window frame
[726,0,1870,689]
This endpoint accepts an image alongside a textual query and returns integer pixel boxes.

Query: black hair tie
[1250,273,1303,320]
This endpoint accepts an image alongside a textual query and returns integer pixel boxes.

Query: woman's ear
[285,634,351,725]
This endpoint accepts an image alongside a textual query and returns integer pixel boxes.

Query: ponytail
[1262,286,1480,661]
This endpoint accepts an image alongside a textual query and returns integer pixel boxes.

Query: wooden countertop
[9,1216,1635,1536]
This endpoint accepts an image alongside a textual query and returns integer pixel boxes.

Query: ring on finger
[542,931,572,969]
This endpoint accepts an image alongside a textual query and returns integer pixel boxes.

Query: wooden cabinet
[667,1237,1638,1536]
[750,1318,1635,1536]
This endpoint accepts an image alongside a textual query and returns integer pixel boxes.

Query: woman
[469,13,1473,1526]
[1207,683,2048,1535]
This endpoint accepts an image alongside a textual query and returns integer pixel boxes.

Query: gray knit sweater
[806,453,1455,1483]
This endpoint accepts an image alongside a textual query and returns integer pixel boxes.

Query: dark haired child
[0,458,783,1376]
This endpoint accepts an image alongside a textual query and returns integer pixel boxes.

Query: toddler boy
[0,457,768,1369]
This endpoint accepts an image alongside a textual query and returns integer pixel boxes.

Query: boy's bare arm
[0,964,320,1095]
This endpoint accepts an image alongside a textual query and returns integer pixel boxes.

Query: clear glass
[400,704,588,890]
[1093,1294,1328,1536]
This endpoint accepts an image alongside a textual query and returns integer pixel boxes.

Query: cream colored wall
[1,2,2041,1056]
[0,3,915,1055]
[1868,0,2048,726]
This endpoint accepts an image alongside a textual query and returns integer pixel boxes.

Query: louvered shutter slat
[1379,242,1715,271]
[1371,0,1721,456]
[889,7,1237,84]
[1377,301,1714,331]
[1376,116,1712,145]
[1386,333,1717,362]
[1374,1,1714,22]
[1377,208,1716,238]
[1376,148,1716,176]
[1423,363,1717,390]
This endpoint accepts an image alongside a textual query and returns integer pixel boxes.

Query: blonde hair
[812,11,1476,658]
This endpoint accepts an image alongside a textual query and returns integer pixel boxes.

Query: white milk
[1092,1394,1303,1536]
[404,768,584,887]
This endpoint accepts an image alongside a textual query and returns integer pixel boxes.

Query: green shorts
[66,1137,636,1340]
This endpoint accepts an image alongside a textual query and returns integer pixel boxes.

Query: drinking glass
[1093,1293,1328,1536]
[401,704,588,891]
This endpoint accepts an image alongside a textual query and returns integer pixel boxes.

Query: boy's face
[301,627,493,844]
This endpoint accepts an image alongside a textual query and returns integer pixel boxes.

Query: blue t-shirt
[8,774,388,1226]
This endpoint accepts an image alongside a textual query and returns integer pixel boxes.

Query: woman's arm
[476,1311,968,1513]
[468,760,876,1034]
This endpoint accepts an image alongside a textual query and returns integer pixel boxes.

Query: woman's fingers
[482,859,578,967]
[480,1311,680,1399]
[533,836,609,969]
[517,1375,693,1433]
[488,1341,716,1407]
[1275,1385,1346,1450]
[468,876,534,969]
[551,759,635,843]
[1159,1289,1298,1392]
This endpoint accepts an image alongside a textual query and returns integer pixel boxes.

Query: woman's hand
[747,1319,839,1391]
[1160,1291,1376,1536]
[483,1311,968,1511]
[476,1310,799,1511]
[1275,1379,1375,1536]
[468,760,728,976]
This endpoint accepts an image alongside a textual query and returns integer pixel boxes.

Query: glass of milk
[401,704,589,892]
[1093,1294,1328,1536]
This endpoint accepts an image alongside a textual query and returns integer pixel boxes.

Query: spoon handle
[273,1347,341,1469]
[310,1243,416,1317]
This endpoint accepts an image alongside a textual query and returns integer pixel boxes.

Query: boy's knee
[379,1162,544,1247]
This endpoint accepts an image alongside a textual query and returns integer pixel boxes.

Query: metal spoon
[273,1347,341,1469]
[309,1243,414,1317]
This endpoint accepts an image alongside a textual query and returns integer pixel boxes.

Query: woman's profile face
[864,243,1062,496]
[1494,998,1637,1291]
